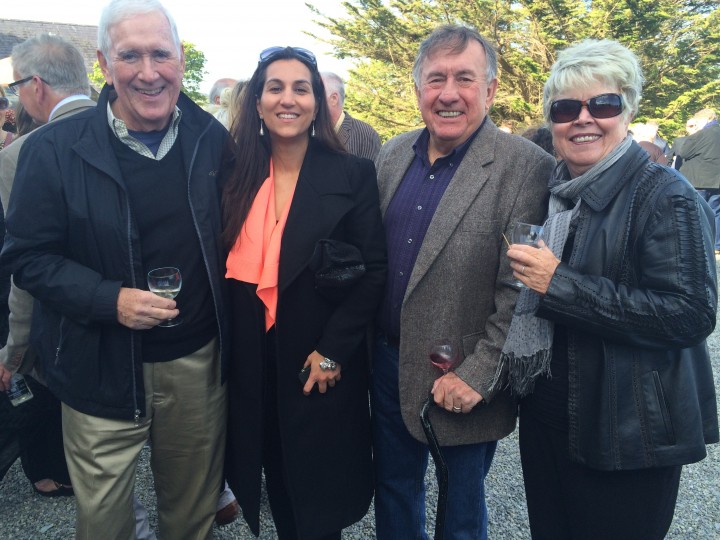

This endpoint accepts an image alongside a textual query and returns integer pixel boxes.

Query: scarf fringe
[491,349,553,397]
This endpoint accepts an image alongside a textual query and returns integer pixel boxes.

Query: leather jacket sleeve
[538,176,717,349]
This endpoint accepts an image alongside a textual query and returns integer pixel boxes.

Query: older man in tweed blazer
[372,25,555,540]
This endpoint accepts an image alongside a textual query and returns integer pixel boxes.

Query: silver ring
[452,406,461,412]
[319,358,337,371]
[521,265,526,275]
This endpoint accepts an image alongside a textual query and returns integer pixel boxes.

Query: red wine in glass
[429,340,459,375]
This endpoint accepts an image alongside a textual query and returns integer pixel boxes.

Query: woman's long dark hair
[222,47,345,250]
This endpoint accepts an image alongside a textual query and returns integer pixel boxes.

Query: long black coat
[225,141,387,539]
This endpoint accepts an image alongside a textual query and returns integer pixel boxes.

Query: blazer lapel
[404,124,498,300]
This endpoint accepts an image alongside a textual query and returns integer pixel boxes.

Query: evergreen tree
[308,0,720,141]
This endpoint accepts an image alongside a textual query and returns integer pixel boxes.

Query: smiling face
[256,59,317,145]
[98,10,185,132]
[415,40,498,160]
[550,81,631,178]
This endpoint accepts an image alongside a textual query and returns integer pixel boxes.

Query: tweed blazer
[339,111,382,161]
[0,97,96,375]
[375,119,556,445]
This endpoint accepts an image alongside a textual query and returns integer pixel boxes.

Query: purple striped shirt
[378,125,481,339]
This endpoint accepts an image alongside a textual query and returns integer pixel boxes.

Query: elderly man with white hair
[0,1,231,538]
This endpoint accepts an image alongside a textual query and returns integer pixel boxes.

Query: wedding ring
[521,265,526,275]
[452,406,462,412]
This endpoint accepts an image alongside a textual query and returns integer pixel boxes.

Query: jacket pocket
[461,331,486,358]
[640,370,677,446]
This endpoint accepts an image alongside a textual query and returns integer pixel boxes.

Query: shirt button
[429,174,435,180]
[407,238,413,244]
[399,271,404,276]
[449,163,454,167]
[417,205,423,210]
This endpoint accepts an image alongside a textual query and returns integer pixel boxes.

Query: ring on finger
[521,265,526,275]
[452,405,461,413]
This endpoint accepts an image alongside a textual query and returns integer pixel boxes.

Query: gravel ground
[3,332,719,539]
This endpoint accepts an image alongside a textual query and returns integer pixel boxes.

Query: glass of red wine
[429,339,460,375]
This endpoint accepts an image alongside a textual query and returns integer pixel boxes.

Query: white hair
[543,39,643,124]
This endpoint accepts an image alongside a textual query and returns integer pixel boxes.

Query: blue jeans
[371,337,497,540]
[697,189,720,250]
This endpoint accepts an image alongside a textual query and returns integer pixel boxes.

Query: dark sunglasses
[550,93,624,123]
[258,46,317,66]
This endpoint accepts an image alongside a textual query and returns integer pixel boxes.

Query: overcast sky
[6,0,354,93]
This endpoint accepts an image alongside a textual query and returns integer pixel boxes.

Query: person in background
[206,77,237,114]
[672,108,720,254]
[372,25,554,540]
[321,71,382,160]
[630,122,669,165]
[505,39,718,540]
[0,1,231,538]
[0,33,96,498]
[0,86,14,150]
[521,125,556,158]
[225,79,248,131]
[223,46,386,540]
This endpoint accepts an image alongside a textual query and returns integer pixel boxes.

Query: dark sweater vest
[110,132,216,362]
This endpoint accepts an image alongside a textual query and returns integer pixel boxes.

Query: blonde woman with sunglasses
[503,39,718,539]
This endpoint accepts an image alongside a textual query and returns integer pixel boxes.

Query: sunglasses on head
[550,93,624,123]
[258,46,317,66]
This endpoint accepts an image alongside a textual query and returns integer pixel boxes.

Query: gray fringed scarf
[492,135,634,397]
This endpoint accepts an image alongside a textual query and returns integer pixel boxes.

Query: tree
[88,41,209,105]
[308,0,720,141]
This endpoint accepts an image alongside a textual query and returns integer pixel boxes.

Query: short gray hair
[321,72,345,106]
[209,78,237,104]
[12,34,90,97]
[412,25,497,87]
[98,0,181,63]
[543,39,643,124]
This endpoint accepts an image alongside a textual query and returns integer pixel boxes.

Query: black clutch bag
[309,239,366,299]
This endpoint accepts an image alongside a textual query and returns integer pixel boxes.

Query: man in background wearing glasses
[1,1,230,538]
[0,32,96,495]
[372,24,555,540]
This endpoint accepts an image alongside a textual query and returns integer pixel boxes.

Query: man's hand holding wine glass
[428,340,483,414]
[431,372,484,414]
[116,287,178,330]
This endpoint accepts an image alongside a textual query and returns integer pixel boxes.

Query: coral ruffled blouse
[226,161,296,330]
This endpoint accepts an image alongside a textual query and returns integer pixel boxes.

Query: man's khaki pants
[62,338,226,540]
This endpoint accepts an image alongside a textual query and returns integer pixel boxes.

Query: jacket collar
[73,84,216,183]
[573,141,649,212]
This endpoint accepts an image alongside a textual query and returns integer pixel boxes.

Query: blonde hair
[544,39,643,124]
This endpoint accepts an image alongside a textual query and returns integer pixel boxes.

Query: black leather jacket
[537,142,719,471]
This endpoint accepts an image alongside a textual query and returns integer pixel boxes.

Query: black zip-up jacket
[1,85,230,421]
[537,142,719,470]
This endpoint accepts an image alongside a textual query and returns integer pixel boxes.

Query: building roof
[0,19,98,74]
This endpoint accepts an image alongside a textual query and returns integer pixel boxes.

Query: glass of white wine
[509,222,544,289]
[147,267,182,327]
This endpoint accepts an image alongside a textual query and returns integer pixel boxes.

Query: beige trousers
[62,338,226,540]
